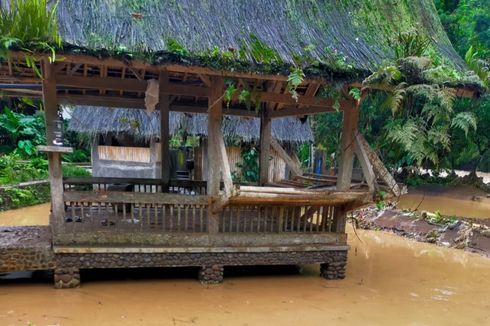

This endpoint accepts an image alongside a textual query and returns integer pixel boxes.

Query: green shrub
[0,184,50,210]
[62,164,91,177]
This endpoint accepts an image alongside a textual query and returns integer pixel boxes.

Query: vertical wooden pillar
[333,205,347,233]
[41,60,64,230]
[47,152,64,229]
[336,100,360,191]
[259,104,272,185]
[42,60,58,145]
[207,77,225,233]
[159,71,170,191]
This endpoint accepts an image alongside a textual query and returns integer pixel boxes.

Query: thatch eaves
[47,0,466,80]
[67,106,314,144]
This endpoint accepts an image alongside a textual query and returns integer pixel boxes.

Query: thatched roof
[67,107,313,144]
[48,0,466,79]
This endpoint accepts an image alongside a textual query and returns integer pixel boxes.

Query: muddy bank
[355,205,490,258]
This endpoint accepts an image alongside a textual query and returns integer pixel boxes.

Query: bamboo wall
[98,145,151,163]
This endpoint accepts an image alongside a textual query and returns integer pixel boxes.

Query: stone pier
[0,226,349,287]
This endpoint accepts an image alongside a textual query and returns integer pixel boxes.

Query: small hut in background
[68,107,313,182]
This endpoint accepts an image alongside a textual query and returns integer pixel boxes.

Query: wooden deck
[55,177,371,247]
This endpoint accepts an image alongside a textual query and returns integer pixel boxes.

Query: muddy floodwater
[398,184,490,219]
[0,203,50,226]
[1,204,490,325]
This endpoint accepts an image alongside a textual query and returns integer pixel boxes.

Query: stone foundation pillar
[198,265,224,284]
[54,267,80,289]
[320,251,348,280]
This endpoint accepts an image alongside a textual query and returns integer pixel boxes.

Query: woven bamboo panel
[98,145,151,163]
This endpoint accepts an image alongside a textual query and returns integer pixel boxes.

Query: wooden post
[40,60,65,231]
[336,100,360,191]
[159,71,170,191]
[333,205,347,233]
[259,104,272,185]
[42,60,58,145]
[207,77,225,233]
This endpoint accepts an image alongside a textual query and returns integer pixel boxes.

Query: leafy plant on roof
[248,33,282,66]
[166,38,188,57]
[287,67,305,101]
[391,28,430,59]
[0,0,62,77]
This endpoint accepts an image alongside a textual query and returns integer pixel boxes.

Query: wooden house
[0,0,480,288]
[68,106,313,182]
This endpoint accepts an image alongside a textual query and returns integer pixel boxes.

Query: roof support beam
[270,138,302,177]
[159,71,170,190]
[207,77,229,232]
[40,60,65,232]
[270,105,337,118]
[336,99,359,191]
[56,75,210,97]
[259,104,272,185]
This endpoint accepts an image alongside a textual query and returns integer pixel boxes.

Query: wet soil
[356,206,490,258]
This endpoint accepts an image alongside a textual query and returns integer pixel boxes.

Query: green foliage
[223,80,238,108]
[0,153,48,185]
[348,87,361,100]
[451,112,477,137]
[0,0,61,47]
[62,149,89,163]
[0,184,50,210]
[318,84,342,111]
[62,164,91,177]
[0,107,46,157]
[465,46,489,87]
[435,0,490,58]
[0,0,62,77]
[297,143,312,168]
[166,38,188,57]
[233,146,259,184]
[287,67,305,101]
[392,29,430,59]
[248,33,282,65]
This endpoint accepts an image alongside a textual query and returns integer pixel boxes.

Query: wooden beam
[56,75,210,97]
[270,138,302,177]
[336,100,360,191]
[159,71,170,190]
[270,105,337,118]
[354,132,376,192]
[356,133,401,196]
[217,125,233,198]
[259,85,273,185]
[260,91,335,107]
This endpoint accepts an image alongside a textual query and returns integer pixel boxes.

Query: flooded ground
[0,203,50,226]
[0,227,489,324]
[398,184,490,219]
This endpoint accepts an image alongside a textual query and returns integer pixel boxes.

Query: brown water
[398,185,490,219]
[1,204,490,325]
[0,203,50,226]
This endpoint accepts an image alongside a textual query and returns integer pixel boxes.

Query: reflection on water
[0,224,489,325]
[398,185,490,219]
[0,203,50,226]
